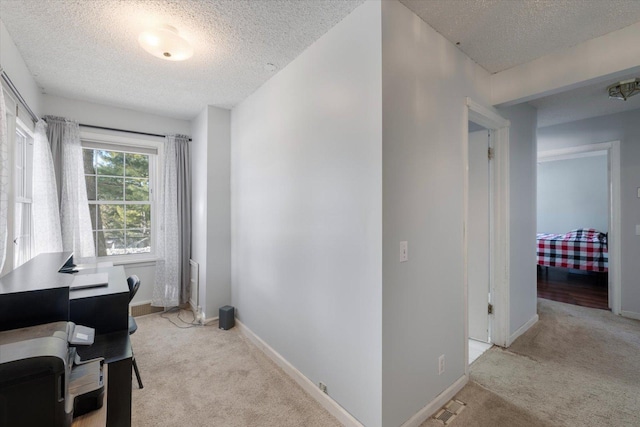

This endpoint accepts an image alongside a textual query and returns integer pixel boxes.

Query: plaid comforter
[537,228,608,272]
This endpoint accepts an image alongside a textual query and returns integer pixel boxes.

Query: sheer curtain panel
[152,134,190,307]
[33,120,62,254]
[45,116,95,260]
[0,86,9,271]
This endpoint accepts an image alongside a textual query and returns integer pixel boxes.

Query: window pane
[85,175,96,201]
[125,153,149,178]
[89,204,97,230]
[97,177,124,201]
[98,230,125,256]
[98,204,124,230]
[126,229,150,254]
[83,149,96,174]
[96,150,124,176]
[125,204,151,230]
[125,178,149,201]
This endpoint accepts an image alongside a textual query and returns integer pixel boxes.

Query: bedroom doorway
[464,98,511,368]
[536,142,621,314]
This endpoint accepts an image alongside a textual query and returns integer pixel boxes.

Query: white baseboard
[399,375,468,427]
[507,314,539,347]
[235,320,364,427]
[620,310,640,321]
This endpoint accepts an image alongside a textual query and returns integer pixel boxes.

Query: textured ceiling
[529,72,640,128]
[0,0,364,120]
[2,1,640,123]
[400,0,640,74]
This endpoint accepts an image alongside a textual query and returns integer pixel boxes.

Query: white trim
[507,314,538,347]
[492,125,510,348]
[609,141,622,315]
[537,142,612,161]
[538,141,621,315]
[80,130,164,148]
[399,375,468,427]
[620,311,640,321]
[236,319,364,427]
[464,98,511,356]
[467,98,511,129]
[537,150,606,163]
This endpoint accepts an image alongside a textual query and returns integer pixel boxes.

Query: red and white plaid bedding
[537,228,608,272]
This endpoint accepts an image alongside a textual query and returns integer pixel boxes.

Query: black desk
[69,266,132,427]
[70,266,129,334]
[0,253,132,427]
[0,252,73,331]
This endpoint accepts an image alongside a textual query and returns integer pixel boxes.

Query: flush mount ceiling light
[607,78,640,101]
[138,25,193,61]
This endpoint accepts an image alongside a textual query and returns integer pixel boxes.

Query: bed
[536,228,608,272]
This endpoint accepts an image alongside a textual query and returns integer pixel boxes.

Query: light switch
[636,225,640,236]
[400,241,408,262]
[637,187,640,198]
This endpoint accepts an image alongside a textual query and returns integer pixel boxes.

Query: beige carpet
[423,298,640,427]
[130,311,341,427]
[132,299,640,427]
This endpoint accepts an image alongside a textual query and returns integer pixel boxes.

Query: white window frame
[80,130,163,265]
[12,118,34,268]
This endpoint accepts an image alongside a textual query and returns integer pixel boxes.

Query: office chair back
[127,275,140,303]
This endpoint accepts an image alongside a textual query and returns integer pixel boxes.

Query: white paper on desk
[70,272,109,290]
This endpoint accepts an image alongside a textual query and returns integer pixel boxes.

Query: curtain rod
[0,69,40,123]
[79,123,192,141]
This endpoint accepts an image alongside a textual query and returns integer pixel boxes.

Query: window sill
[98,256,158,267]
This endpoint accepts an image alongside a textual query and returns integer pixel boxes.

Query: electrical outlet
[318,382,328,394]
[400,241,408,262]
[438,354,445,375]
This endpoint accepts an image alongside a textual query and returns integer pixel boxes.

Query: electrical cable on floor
[160,307,202,329]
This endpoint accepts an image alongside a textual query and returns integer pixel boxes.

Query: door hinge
[488,303,494,315]
[488,147,494,160]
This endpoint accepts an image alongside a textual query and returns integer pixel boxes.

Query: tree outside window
[83,148,152,256]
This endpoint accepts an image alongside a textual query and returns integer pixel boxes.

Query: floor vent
[433,399,466,425]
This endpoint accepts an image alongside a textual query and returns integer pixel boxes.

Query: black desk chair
[127,275,144,389]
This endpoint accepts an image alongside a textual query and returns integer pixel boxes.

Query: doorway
[536,142,622,314]
[464,98,511,369]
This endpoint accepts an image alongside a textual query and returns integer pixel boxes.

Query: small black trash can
[219,305,235,330]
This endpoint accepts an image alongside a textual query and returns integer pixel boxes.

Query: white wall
[190,108,209,311]
[497,104,538,338]
[537,108,640,316]
[491,22,640,106]
[206,107,231,318]
[380,1,494,426]
[42,94,191,136]
[190,105,231,319]
[0,20,42,117]
[537,155,609,234]
[231,1,382,425]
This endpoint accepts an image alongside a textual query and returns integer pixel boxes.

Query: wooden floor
[537,266,609,310]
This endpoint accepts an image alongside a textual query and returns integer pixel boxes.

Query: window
[13,121,34,268]
[83,144,156,258]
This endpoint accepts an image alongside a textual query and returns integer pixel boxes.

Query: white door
[468,129,491,343]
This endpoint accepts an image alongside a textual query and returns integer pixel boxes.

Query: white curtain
[0,86,9,271]
[33,120,62,254]
[152,135,180,307]
[56,118,94,259]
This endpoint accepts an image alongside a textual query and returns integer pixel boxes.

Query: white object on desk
[70,273,109,290]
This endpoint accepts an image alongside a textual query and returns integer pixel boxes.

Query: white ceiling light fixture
[607,78,640,101]
[138,25,193,61]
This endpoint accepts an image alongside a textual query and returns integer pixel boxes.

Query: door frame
[537,141,622,314]
[464,98,511,372]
